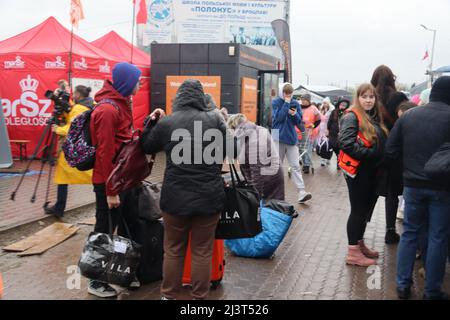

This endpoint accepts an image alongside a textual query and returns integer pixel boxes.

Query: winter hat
[430,76,450,105]
[411,94,421,105]
[420,88,431,105]
[112,62,142,97]
[301,93,311,102]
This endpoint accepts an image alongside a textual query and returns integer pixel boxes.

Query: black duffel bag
[216,163,262,239]
[78,213,141,287]
[264,199,299,218]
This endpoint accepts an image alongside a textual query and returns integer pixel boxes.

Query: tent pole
[131,2,136,64]
[68,24,74,87]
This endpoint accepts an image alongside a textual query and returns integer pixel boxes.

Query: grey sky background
[0,0,449,88]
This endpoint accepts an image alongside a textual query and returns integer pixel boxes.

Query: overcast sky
[0,0,449,88]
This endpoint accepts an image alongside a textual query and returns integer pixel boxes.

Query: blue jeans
[396,187,450,297]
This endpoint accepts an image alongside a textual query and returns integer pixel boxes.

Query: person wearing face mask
[45,84,94,218]
[327,97,351,170]
[339,83,389,267]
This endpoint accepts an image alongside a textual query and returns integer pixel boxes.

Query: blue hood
[112,62,142,97]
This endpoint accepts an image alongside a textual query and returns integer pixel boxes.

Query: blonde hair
[227,113,247,130]
[350,83,388,144]
[283,84,294,95]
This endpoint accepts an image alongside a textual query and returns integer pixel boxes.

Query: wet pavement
[0,154,449,300]
[0,160,94,232]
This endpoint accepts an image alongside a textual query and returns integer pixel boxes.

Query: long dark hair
[370,65,396,124]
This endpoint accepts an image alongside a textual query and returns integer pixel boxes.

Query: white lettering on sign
[1,74,52,126]
[45,56,66,69]
[4,56,25,69]
[74,57,88,70]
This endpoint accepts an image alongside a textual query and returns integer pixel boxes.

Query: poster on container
[140,0,287,59]
[166,75,221,114]
[241,77,258,123]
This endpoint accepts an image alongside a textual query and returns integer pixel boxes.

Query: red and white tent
[91,31,151,129]
[0,17,121,157]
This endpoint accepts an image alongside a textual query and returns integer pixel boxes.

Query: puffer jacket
[327,99,350,150]
[141,80,237,216]
[338,109,386,164]
[385,101,450,191]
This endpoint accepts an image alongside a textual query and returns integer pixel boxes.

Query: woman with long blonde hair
[339,83,388,267]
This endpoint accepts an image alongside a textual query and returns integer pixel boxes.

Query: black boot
[44,205,56,215]
[423,292,449,300]
[385,228,400,244]
[397,287,411,300]
[44,205,64,218]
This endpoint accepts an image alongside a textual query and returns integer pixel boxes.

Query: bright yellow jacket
[54,104,93,185]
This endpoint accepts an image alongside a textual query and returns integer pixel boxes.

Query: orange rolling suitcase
[182,238,225,290]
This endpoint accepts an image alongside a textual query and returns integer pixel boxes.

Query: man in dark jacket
[386,76,450,300]
[141,79,236,300]
[88,62,142,298]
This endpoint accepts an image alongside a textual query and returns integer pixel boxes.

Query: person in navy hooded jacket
[272,83,312,203]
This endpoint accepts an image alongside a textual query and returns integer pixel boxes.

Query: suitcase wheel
[210,279,222,290]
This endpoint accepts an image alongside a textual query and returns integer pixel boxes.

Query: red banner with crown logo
[0,70,66,157]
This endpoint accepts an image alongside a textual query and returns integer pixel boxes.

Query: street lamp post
[306,74,310,85]
[421,24,437,84]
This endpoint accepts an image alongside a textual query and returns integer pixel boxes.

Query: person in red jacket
[87,62,142,298]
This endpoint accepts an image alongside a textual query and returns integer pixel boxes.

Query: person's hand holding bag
[107,195,120,209]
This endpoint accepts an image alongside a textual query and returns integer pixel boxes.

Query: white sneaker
[88,280,118,298]
[298,191,312,203]
[129,278,141,289]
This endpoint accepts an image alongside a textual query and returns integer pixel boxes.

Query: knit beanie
[430,76,450,105]
[112,62,142,97]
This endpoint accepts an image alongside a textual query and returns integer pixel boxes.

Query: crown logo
[19,75,39,92]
